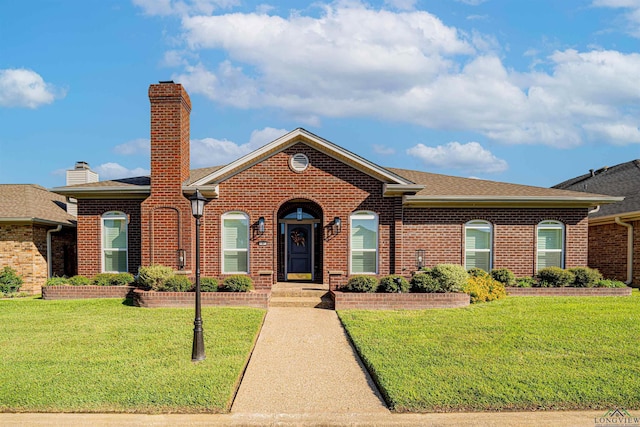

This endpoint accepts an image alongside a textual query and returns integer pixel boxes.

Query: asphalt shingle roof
[0,184,76,225]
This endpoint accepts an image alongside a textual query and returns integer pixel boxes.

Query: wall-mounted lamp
[177,249,186,270]
[258,216,265,234]
[333,217,342,234]
[415,249,425,270]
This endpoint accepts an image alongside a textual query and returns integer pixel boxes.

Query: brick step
[269,296,335,309]
[270,289,329,298]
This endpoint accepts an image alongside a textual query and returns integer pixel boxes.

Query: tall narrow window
[102,211,128,273]
[222,212,249,273]
[537,220,564,270]
[465,220,492,272]
[350,211,378,274]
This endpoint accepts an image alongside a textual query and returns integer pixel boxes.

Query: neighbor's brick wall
[589,220,640,285]
[402,208,589,278]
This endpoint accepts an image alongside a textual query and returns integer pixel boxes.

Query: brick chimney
[141,81,193,270]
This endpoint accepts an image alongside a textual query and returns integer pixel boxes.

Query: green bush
[514,277,536,288]
[467,267,489,278]
[463,275,507,303]
[0,266,23,294]
[45,276,70,286]
[199,277,219,292]
[596,279,627,288]
[137,265,174,291]
[490,268,516,286]
[569,267,603,288]
[221,275,253,292]
[536,267,575,288]
[343,275,379,293]
[92,272,135,286]
[68,275,91,286]
[378,275,409,293]
[430,264,468,293]
[410,272,440,293]
[159,275,192,292]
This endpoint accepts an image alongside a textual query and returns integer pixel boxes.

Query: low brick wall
[42,285,135,300]
[506,287,632,297]
[133,289,270,308]
[332,291,470,310]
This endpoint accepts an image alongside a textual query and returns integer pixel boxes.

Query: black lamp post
[189,189,208,362]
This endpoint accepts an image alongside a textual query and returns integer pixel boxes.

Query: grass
[0,297,264,413]
[338,290,640,413]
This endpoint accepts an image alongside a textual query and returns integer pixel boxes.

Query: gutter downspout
[614,217,633,285]
[589,205,600,215]
[47,225,63,278]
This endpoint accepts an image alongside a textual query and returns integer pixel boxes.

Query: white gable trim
[190,128,415,187]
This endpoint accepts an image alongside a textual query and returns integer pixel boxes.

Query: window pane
[224,251,248,273]
[466,228,490,250]
[103,219,126,249]
[351,219,377,250]
[538,251,562,269]
[538,228,561,250]
[466,251,490,272]
[224,218,248,250]
[104,250,127,272]
[351,251,376,274]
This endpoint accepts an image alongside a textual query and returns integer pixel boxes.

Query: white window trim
[536,220,565,270]
[222,212,249,274]
[101,211,128,273]
[349,211,379,275]
[464,220,493,271]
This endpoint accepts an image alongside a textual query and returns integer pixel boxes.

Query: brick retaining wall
[331,291,470,310]
[505,287,632,296]
[133,289,270,308]
[42,286,135,300]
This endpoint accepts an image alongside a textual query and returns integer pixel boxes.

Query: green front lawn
[339,291,640,412]
[0,298,264,413]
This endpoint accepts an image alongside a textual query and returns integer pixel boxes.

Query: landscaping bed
[332,290,469,310]
[506,286,632,296]
[133,288,270,308]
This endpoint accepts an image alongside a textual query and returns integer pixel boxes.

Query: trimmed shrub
[159,275,192,292]
[410,272,440,293]
[199,277,219,292]
[343,275,379,293]
[45,276,70,286]
[68,275,91,286]
[596,279,627,288]
[536,267,575,288]
[137,265,174,291]
[92,272,135,286]
[464,275,507,304]
[569,267,603,288]
[221,275,253,292]
[490,268,516,286]
[467,267,489,278]
[514,277,536,288]
[430,264,468,293]
[378,275,409,293]
[0,266,23,294]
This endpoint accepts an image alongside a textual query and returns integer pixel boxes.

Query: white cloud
[114,138,150,155]
[95,163,150,180]
[592,0,640,37]
[191,127,288,166]
[407,141,508,173]
[132,0,239,16]
[373,144,396,155]
[384,0,417,10]
[583,122,640,144]
[0,69,63,108]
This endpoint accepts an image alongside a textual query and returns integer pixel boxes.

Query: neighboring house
[0,185,77,294]
[554,161,640,286]
[52,82,620,289]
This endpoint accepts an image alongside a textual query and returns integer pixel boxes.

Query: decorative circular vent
[289,153,309,172]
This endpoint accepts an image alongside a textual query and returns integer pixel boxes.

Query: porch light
[333,217,341,234]
[188,188,209,362]
[416,249,425,270]
[177,249,186,270]
[189,189,207,219]
[258,217,265,234]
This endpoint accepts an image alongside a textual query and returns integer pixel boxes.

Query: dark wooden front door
[287,224,312,280]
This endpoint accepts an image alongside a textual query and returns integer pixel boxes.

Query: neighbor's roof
[0,184,76,226]
[553,159,640,219]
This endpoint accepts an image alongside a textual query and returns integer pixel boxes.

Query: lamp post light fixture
[415,249,425,270]
[189,189,208,362]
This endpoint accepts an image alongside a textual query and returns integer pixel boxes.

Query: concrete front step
[269,296,334,309]
[270,289,329,298]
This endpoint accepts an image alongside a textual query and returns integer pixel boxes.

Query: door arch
[277,200,323,282]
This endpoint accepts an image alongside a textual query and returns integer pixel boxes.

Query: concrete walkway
[231,307,389,414]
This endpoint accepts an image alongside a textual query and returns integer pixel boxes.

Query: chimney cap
[75,161,90,170]
[159,80,175,84]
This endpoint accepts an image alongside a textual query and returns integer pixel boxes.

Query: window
[465,220,492,272]
[537,220,564,270]
[350,211,378,274]
[102,211,128,273]
[222,212,249,273]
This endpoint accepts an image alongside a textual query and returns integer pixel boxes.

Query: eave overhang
[383,184,426,197]
[0,218,76,227]
[589,209,640,226]
[51,185,219,200]
[402,195,624,208]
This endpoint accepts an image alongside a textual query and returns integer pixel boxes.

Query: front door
[286,224,313,281]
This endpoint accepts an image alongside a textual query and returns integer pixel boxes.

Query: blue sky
[1,0,640,189]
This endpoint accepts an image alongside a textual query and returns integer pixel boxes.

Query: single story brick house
[554,160,640,286]
[0,184,77,294]
[53,82,621,289]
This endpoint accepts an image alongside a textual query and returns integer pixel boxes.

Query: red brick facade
[588,221,640,285]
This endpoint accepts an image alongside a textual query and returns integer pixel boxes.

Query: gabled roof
[190,128,416,187]
[554,159,640,219]
[0,184,76,226]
